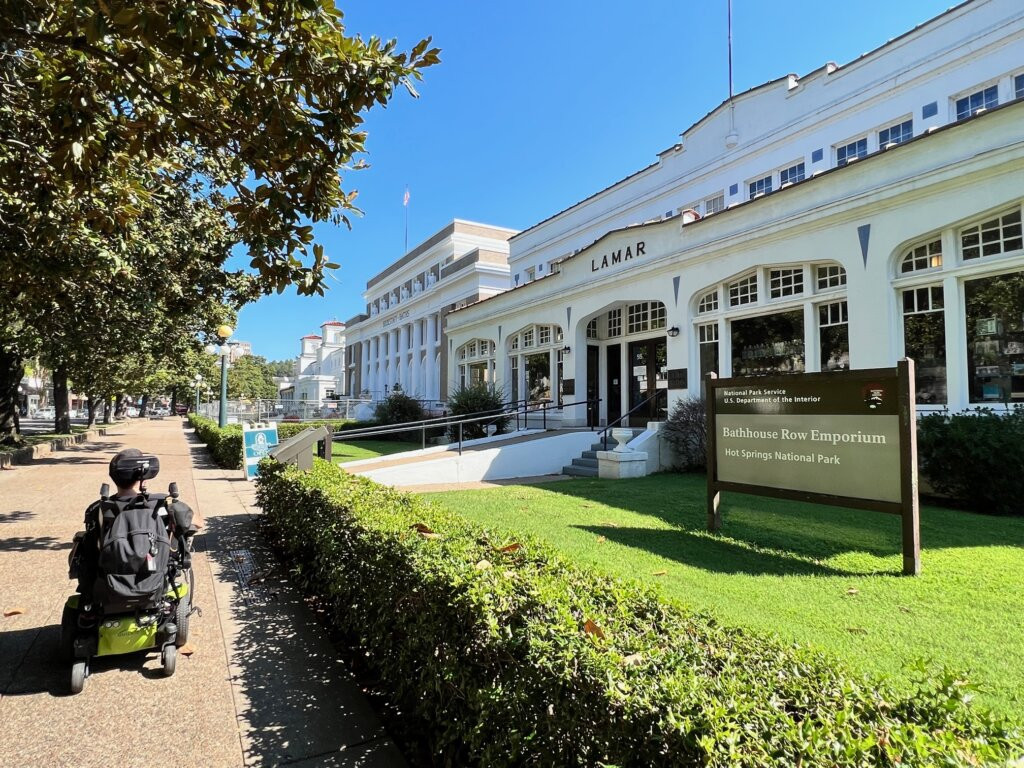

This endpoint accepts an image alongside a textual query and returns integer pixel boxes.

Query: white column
[402,323,412,393]
[411,320,422,397]
[370,337,380,398]
[426,313,438,400]
[389,329,399,393]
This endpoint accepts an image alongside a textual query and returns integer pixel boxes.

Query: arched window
[456,338,496,390]
[697,290,719,314]
[900,239,942,273]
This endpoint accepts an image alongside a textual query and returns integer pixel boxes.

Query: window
[816,265,847,290]
[538,326,551,346]
[964,271,1024,403]
[525,267,536,282]
[522,329,534,348]
[458,346,467,361]
[729,274,758,307]
[879,119,913,147]
[607,308,622,338]
[627,303,649,334]
[1017,74,1024,100]
[698,290,719,314]
[510,356,519,402]
[956,85,998,120]
[902,286,946,403]
[586,319,599,339]
[901,240,942,273]
[704,193,725,215]
[769,267,804,298]
[556,349,565,407]
[818,301,849,372]
[467,341,477,358]
[779,162,805,186]
[698,323,719,387]
[651,303,666,330]
[731,310,805,376]
[961,211,1023,260]
[510,334,519,351]
[525,353,550,402]
[836,138,867,167]
[748,175,772,199]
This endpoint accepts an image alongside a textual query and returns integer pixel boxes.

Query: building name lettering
[382,309,411,329]
[720,426,887,446]
[591,241,646,272]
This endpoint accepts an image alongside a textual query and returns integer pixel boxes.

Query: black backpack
[96,494,171,607]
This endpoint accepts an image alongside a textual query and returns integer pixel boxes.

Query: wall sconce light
[666,326,681,338]
[561,345,571,355]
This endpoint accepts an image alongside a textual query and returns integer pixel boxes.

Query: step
[571,457,598,469]
[581,450,598,459]
[562,464,598,478]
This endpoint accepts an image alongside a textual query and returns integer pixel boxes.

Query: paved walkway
[0,419,404,767]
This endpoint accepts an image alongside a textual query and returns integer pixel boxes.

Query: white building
[292,320,347,402]
[447,0,1024,427]
[343,219,517,403]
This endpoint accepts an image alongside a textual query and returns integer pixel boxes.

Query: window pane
[510,356,520,402]
[731,309,805,376]
[526,353,551,402]
[965,271,1024,404]
[904,312,946,404]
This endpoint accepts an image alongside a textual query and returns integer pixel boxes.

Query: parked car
[37,407,56,420]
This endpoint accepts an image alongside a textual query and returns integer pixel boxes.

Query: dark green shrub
[254,460,1022,767]
[662,395,707,471]
[447,382,510,440]
[917,407,1024,515]
[373,390,424,440]
[189,415,358,469]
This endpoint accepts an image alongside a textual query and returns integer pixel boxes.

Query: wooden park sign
[705,359,920,575]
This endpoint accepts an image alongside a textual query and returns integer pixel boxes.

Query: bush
[447,382,510,440]
[917,407,1024,515]
[662,395,707,471]
[254,460,1022,767]
[372,389,425,441]
[189,414,358,469]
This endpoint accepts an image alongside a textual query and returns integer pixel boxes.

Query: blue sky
[236,0,955,361]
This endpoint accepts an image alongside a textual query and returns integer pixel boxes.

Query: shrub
[662,395,707,471]
[189,414,358,469]
[372,389,425,441]
[254,460,1023,767]
[917,407,1024,515]
[447,382,510,440]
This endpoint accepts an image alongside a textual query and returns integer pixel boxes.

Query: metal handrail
[600,393,659,450]
[334,398,601,455]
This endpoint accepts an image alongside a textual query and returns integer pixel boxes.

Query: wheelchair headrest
[109,449,160,487]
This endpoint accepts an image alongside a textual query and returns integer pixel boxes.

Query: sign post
[706,360,920,575]
[242,421,279,481]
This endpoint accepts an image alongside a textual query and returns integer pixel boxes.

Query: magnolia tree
[0,0,439,442]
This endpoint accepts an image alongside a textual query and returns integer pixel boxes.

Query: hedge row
[188,414,358,469]
[254,459,1022,767]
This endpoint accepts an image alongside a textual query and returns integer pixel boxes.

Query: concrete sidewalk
[0,419,404,768]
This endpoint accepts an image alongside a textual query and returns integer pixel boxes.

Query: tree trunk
[53,367,71,434]
[86,395,97,426]
[139,393,149,418]
[114,394,125,418]
[0,346,23,446]
[170,387,178,416]
[103,395,112,424]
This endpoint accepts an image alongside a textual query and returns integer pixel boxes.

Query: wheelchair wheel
[59,605,76,662]
[161,644,176,677]
[174,568,194,647]
[70,660,88,695]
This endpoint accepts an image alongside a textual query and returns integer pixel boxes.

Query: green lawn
[426,474,1024,716]
[0,425,90,454]
[330,439,424,463]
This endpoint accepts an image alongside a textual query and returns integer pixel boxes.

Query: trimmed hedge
[254,460,1023,767]
[918,408,1024,515]
[188,414,359,469]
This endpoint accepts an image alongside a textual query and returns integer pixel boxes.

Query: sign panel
[706,361,920,575]
[243,422,279,480]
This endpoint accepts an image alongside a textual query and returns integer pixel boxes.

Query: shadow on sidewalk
[0,510,36,524]
[201,509,392,765]
[0,535,71,553]
[0,624,172,699]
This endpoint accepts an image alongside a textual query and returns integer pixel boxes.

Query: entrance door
[606,344,621,425]
[627,337,668,424]
[586,345,600,427]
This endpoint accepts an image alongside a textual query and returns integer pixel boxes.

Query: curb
[0,423,127,468]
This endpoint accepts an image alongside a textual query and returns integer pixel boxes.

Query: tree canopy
[0,0,439,441]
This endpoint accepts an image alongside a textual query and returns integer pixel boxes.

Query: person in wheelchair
[63,448,198,693]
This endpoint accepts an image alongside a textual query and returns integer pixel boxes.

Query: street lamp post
[194,374,204,415]
[210,324,233,428]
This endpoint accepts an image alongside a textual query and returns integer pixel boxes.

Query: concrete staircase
[561,429,643,477]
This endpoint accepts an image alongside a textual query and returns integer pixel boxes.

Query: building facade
[292,320,347,402]
[446,0,1024,426]
[343,219,517,403]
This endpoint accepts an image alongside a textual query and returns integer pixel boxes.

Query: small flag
[403,186,410,207]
